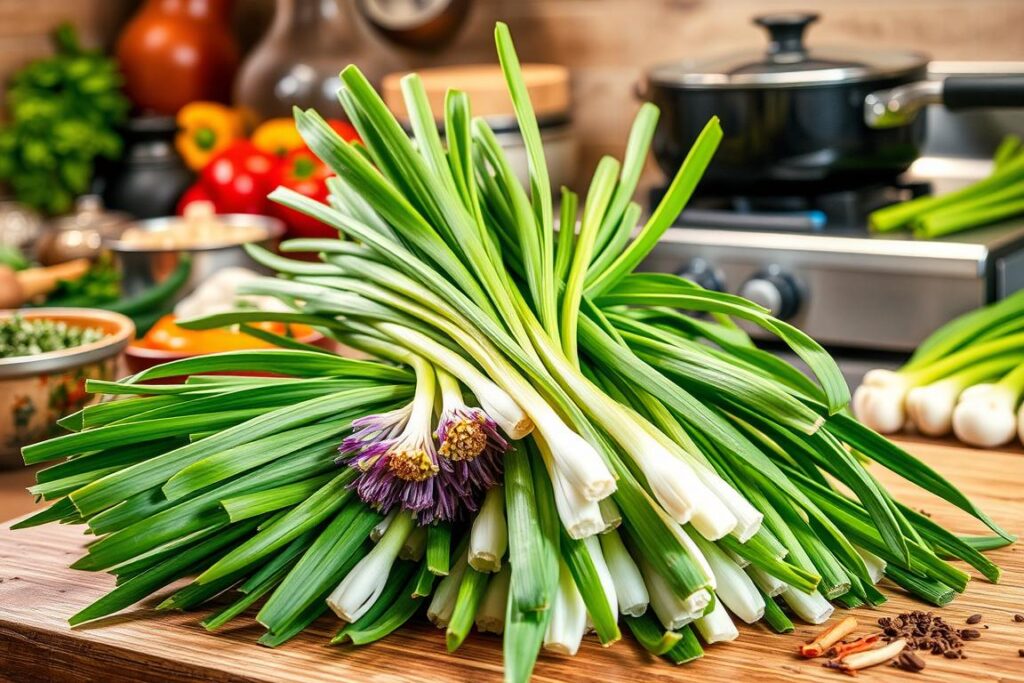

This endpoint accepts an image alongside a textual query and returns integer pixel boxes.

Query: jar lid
[648,13,928,89]
[49,195,130,234]
[382,63,571,122]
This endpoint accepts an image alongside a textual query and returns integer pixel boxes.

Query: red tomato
[199,141,277,214]
[268,147,335,238]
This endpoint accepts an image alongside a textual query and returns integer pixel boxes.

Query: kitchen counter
[0,439,1021,682]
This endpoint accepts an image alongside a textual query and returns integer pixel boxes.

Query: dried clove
[893,651,926,672]
[877,611,968,657]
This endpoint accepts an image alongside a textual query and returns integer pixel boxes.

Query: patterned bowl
[0,308,134,468]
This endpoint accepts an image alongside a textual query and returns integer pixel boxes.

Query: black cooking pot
[644,12,1024,195]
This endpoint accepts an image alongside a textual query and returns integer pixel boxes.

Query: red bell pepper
[175,182,214,215]
[327,119,360,143]
[268,146,334,238]
[199,140,277,214]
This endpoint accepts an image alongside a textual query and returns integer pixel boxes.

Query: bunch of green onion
[870,134,1024,238]
[854,288,1024,448]
[18,23,1013,682]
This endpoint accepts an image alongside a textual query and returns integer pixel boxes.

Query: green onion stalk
[869,135,1024,236]
[17,21,1013,683]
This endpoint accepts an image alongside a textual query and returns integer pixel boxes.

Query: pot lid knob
[754,12,819,61]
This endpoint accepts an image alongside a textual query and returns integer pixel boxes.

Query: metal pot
[643,12,1024,194]
[104,213,285,300]
[97,116,195,219]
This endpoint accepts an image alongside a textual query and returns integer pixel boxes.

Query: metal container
[36,195,130,266]
[104,214,285,300]
[643,12,1024,194]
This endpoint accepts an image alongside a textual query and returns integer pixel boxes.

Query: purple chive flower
[338,404,441,516]
[338,405,502,524]
[337,405,411,467]
[436,406,507,460]
[338,366,512,525]
[433,404,508,517]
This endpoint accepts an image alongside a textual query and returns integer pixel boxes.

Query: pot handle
[865,75,1024,128]
[943,76,1024,110]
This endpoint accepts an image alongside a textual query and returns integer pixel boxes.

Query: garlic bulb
[905,379,962,436]
[852,369,911,434]
[952,385,1018,447]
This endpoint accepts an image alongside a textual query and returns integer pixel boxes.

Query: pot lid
[648,13,928,88]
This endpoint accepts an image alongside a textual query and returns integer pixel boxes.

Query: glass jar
[235,0,369,124]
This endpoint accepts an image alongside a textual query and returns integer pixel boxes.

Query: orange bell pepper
[175,102,244,170]
[251,118,306,158]
[138,315,314,354]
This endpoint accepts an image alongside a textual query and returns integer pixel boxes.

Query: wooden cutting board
[1,439,1022,683]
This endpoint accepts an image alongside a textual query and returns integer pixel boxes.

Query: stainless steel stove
[642,214,1024,353]
[641,61,1024,381]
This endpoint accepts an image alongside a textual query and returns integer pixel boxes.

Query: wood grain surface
[0,439,1022,683]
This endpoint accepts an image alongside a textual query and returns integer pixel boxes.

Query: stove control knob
[678,258,724,292]
[739,268,802,320]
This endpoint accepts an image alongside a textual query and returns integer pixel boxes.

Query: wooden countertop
[0,439,1021,682]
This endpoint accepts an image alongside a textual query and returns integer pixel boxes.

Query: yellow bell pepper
[175,102,244,170]
[251,118,306,158]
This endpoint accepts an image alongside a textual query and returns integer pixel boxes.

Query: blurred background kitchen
[1,0,1023,519]
[4,0,1024,193]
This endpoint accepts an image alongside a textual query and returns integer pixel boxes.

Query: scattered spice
[892,650,926,672]
[801,617,859,658]
[966,614,983,625]
[1018,649,1024,657]
[878,612,973,658]
[826,639,907,675]
[1015,614,1024,623]
[917,508,932,518]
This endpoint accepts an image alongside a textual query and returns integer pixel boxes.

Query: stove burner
[653,180,932,232]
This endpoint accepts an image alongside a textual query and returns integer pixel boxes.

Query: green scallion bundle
[19,23,1012,683]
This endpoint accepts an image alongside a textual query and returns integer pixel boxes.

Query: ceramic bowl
[0,308,134,468]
